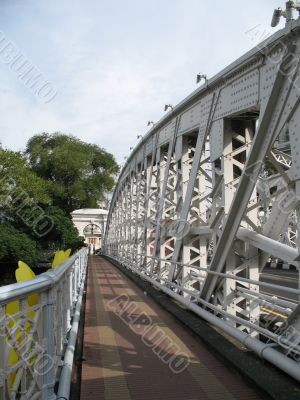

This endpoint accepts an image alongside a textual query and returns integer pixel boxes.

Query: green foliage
[0,149,53,250]
[0,225,41,266]
[0,134,116,269]
[0,149,50,206]
[264,159,278,177]
[39,206,84,251]
[26,133,119,213]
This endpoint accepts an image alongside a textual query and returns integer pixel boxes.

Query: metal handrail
[139,254,300,297]
[0,248,88,400]
[0,252,84,303]
[105,253,300,383]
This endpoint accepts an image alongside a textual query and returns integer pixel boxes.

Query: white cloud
[0,0,285,162]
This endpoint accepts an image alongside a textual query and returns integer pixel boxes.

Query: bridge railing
[105,251,300,382]
[0,248,88,400]
[102,15,300,383]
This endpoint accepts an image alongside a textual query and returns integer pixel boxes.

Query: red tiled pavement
[80,257,264,400]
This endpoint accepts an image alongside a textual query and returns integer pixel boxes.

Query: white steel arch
[103,16,300,380]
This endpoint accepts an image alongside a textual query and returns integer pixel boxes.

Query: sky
[0,1,285,164]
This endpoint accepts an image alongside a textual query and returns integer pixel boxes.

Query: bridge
[2,4,300,400]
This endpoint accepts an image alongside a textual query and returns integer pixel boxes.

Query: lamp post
[89,224,96,254]
[164,104,173,112]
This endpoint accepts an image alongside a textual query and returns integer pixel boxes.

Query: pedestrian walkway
[80,256,263,400]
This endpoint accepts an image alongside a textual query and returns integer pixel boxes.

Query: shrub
[0,225,41,266]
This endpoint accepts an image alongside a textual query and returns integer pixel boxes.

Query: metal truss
[103,19,300,381]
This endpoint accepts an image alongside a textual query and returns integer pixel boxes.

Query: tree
[0,149,84,267]
[0,225,41,266]
[0,134,117,269]
[0,149,50,208]
[25,133,119,213]
[0,149,51,236]
[38,206,84,252]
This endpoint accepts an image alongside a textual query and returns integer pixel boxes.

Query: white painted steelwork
[103,17,300,380]
[0,248,88,400]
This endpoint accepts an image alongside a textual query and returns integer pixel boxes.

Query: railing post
[0,305,6,400]
[42,288,56,400]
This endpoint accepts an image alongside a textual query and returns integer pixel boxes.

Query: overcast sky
[0,1,285,163]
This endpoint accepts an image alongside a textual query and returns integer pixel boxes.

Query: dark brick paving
[81,257,263,400]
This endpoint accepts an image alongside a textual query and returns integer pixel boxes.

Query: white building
[71,208,108,253]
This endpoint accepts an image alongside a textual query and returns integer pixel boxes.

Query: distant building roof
[71,208,108,216]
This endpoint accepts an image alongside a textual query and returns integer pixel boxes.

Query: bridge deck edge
[102,255,300,400]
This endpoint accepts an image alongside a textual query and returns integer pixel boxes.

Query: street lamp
[164,104,173,112]
[196,73,207,84]
[271,2,300,27]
